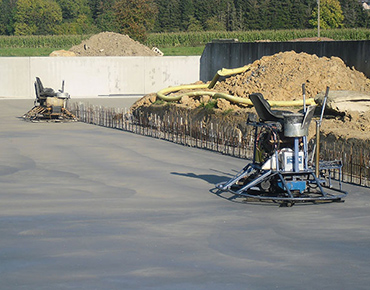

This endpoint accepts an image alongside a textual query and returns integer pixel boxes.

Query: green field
[1,28,370,57]
[0,47,71,56]
[160,46,205,56]
[0,46,205,57]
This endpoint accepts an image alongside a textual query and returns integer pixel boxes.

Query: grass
[222,108,234,115]
[0,47,69,56]
[152,99,167,105]
[0,46,204,56]
[160,46,205,56]
[199,100,218,111]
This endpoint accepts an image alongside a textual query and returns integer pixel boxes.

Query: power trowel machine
[23,77,77,122]
[216,86,347,207]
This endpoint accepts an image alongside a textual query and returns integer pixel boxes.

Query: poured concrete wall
[0,56,200,99]
[200,40,370,81]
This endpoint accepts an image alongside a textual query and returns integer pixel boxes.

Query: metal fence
[320,139,370,187]
[70,102,370,188]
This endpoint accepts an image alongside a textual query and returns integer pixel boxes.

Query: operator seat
[249,93,292,123]
[34,77,57,106]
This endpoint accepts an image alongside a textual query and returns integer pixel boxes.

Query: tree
[258,0,272,30]
[205,16,226,31]
[56,0,91,21]
[187,15,203,31]
[56,13,98,34]
[245,0,261,30]
[55,0,97,34]
[87,0,100,21]
[339,0,370,28]
[114,0,158,42]
[179,0,194,31]
[225,0,237,31]
[0,0,17,35]
[94,0,118,32]
[14,0,63,35]
[0,0,16,35]
[270,0,293,29]
[154,0,181,32]
[309,0,344,29]
[234,7,245,31]
[192,0,213,29]
[288,0,315,29]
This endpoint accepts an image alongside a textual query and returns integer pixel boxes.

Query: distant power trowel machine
[216,86,347,207]
[23,77,77,122]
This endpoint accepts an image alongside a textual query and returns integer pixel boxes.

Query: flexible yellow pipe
[157,84,209,101]
[157,85,315,107]
[157,65,251,101]
[208,65,251,88]
[156,64,316,107]
[169,91,253,105]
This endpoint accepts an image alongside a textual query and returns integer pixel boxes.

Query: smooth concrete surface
[0,56,200,99]
[1,99,370,290]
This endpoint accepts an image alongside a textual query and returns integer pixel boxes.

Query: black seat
[35,77,56,99]
[34,77,57,106]
[249,93,292,122]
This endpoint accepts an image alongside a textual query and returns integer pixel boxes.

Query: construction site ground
[1,98,370,290]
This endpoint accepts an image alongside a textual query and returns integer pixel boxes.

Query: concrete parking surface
[1,99,370,290]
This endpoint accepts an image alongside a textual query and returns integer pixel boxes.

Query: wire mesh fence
[70,102,255,159]
[320,139,370,187]
[70,102,370,188]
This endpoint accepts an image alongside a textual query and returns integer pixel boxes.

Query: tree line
[0,0,369,42]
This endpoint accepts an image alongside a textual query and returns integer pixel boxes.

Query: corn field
[0,34,91,48]
[70,102,370,188]
[1,28,370,50]
[146,28,370,47]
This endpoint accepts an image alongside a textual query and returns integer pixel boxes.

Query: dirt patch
[321,110,370,140]
[131,51,370,141]
[68,32,161,56]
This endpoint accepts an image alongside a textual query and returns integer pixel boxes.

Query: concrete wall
[0,56,200,99]
[200,40,370,81]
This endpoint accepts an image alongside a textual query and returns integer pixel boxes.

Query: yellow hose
[208,65,251,89]
[157,84,209,101]
[156,64,316,107]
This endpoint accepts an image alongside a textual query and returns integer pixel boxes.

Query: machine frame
[23,77,77,122]
[216,89,347,206]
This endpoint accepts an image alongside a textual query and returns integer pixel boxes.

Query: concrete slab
[1,99,370,290]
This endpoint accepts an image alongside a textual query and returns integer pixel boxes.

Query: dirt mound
[322,110,370,140]
[214,51,370,102]
[69,32,161,56]
[134,51,370,107]
[132,51,370,140]
[49,49,76,57]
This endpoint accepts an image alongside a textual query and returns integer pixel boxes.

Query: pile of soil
[214,51,370,101]
[132,51,370,140]
[69,32,161,56]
